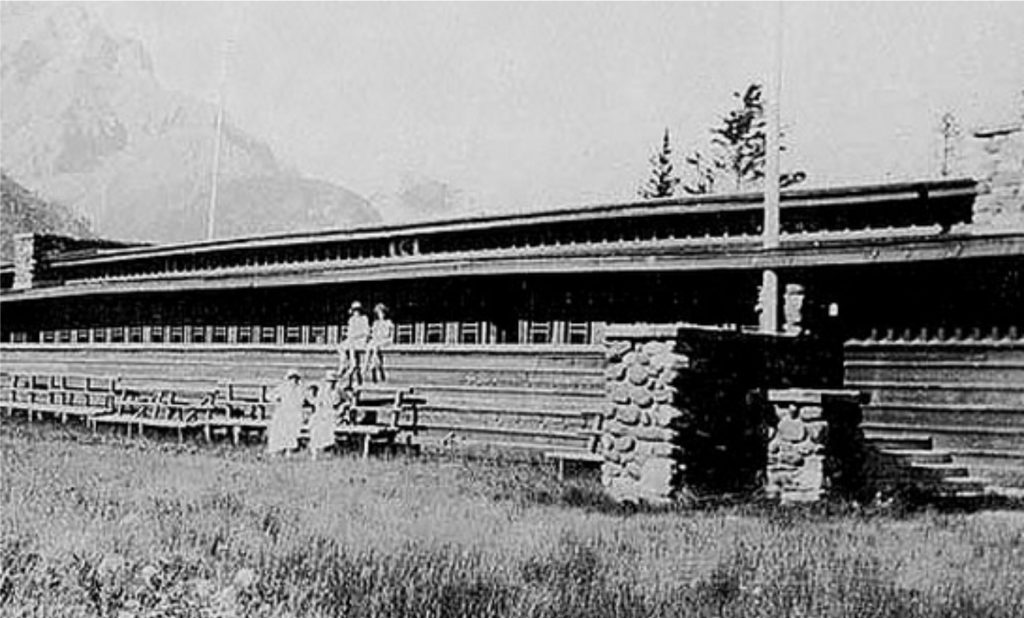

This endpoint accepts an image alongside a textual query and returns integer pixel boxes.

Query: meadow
[2,420,1024,618]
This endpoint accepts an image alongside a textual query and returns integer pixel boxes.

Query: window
[212,326,228,343]
[169,326,184,343]
[150,326,165,343]
[567,322,590,345]
[42,331,56,344]
[459,322,481,344]
[425,322,445,344]
[310,325,327,344]
[237,326,253,344]
[395,323,414,344]
[76,329,90,343]
[528,322,552,344]
[110,327,125,343]
[259,326,277,344]
[189,326,206,343]
[284,326,302,344]
[92,329,106,343]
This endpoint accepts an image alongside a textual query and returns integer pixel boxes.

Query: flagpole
[760,1,783,332]
[206,22,237,241]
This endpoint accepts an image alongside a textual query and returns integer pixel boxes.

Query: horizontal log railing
[0,343,606,456]
[6,319,611,347]
[844,332,1024,489]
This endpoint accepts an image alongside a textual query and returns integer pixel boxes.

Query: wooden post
[552,320,566,344]
[760,2,783,334]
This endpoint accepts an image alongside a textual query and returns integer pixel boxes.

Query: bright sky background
[94,1,1024,214]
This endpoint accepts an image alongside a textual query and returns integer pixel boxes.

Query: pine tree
[712,84,767,191]
[682,83,806,194]
[682,150,720,195]
[638,129,680,199]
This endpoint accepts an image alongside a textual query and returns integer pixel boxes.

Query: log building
[1,123,1023,488]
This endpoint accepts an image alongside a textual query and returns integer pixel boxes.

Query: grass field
[2,420,1024,618]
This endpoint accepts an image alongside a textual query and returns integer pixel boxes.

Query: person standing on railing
[308,370,343,460]
[267,368,305,457]
[365,303,394,383]
[338,301,370,387]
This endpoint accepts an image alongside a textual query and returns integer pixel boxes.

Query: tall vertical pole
[206,25,236,241]
[760,1,783,332]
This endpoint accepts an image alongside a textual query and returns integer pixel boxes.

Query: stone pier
[599,323,870,506]
[601,324,691,506]
[765,389,868,503]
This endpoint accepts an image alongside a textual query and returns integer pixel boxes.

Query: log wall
[0,343,606,455]
[844,332,1024,488]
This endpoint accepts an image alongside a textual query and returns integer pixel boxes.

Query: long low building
[2,122,1023,487]
[2,177,1021,346]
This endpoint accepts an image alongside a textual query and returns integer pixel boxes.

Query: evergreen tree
[638,129,680,199]
[712,84,767,191]
[682,150,721,195]
[682,83,806,194]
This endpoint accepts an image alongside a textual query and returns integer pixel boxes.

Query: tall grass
[2,420,1023,617]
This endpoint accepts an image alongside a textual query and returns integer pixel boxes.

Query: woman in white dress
[365,303,394,383]
[266,368,305,456]
[308,370,343,460]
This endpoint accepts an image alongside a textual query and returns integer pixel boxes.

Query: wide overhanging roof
[49,177,978,268]
[5,176,1019,305]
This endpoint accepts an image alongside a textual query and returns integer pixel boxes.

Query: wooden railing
[6,319,607,347]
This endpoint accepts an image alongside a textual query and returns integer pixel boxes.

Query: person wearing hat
[337,300,371,386]
[365,303,395,383]
[267,368,305,456]
[308,369,344,460]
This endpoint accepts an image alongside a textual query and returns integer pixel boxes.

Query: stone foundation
[600,323,849,506]
[601,325,690,506]
[766,389,867,503]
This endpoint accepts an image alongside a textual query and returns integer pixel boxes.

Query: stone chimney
[967,118,1024,230]
[12,233,72,290]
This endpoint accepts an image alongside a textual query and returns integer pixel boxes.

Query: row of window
[8,320,599,346]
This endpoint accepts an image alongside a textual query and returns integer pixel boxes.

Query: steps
[845,339,1024,493]
[863,430,990,500]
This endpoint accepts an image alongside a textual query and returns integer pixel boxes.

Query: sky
[92,1,1024,214]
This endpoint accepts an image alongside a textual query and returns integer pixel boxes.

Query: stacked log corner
[601,325,690,506]
[765,389,868,503]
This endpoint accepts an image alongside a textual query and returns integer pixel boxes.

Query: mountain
[0,3,380,244]
[370,174,480,224]
[0,170,94,261]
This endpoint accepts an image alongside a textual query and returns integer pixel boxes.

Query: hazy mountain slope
[0,170,94,261]
[1,3,380,244]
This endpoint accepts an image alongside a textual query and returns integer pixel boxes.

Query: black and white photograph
[1,1,1023,616]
